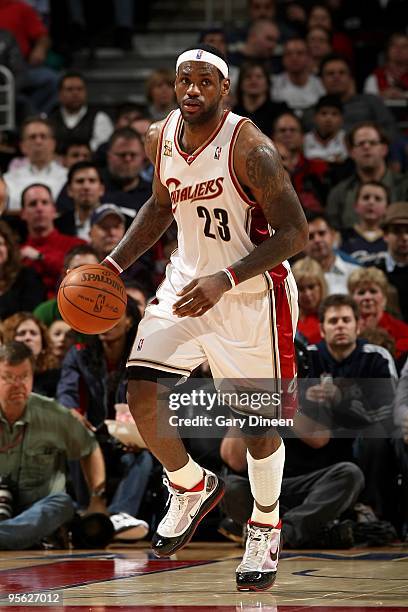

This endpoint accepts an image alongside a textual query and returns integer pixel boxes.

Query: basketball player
[102,45,308,591]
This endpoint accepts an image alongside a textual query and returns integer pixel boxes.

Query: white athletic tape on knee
[247,441,285,507]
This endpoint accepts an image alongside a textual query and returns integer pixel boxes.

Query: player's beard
[180,99,220,127]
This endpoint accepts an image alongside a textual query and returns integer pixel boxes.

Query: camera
[0,476,15,521]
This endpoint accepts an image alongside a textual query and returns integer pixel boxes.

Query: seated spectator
[94,101,147,168]
[305,212,360,294]
[2,312,60,397]
[229,0,294,47]
[319,54,398,141]
[124,280,148,315]
[114,102,147,128]
[281,2,307,37]
[364,33,408,100]
[48,319,72,366]
[307,4,353,64]
[128,116,154,184]
[373,202,408,322]
[232,61,288,136]
[0,175,8,215]
[57,297,153,540]
[101,128,152,213]
[327,122,407,229]
[340,182,389,266]
[220,421,364,549]
[34,244,99,327]
[273,112,329,212]
[292,256,327,344]
[271,37,325,116]
[303,294,399,523]
[0,0,58,113]
[20,183,85,297]
[359,326,396,361]
[395,355,408,448]
[145,69,176,121]
[394,356,408,540]
[306,26,332,75]
[348,267,408,362]
[229,18,282,75]
[304,95,347,162]
[4,118,67,211]
[0,341,106,550]
[0,219,46,319]
[55,161,105,238]
[89,204,154,291]
[60,139,92,169]
[49,72,114,153]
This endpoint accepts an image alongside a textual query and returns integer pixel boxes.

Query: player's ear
[221,78,230,97]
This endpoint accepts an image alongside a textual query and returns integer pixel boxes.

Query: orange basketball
[57,264,127,334]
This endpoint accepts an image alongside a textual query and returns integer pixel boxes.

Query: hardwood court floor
[0,542,408,610]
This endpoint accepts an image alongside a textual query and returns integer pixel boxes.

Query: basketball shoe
[151,470,225,557]
[236,520,282,591]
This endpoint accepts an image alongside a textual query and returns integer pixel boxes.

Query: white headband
[176,49,229,79]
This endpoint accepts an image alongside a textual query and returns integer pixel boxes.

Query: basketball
[57,264,127,334]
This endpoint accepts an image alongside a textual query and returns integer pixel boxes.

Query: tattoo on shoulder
[246,144,285,201]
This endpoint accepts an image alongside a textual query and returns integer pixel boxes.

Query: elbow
[296,218,309,253]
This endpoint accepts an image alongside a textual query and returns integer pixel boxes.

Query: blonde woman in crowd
[292,256,327,344]
[348,267,408,363]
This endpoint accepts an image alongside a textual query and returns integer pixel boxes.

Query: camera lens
[0,488,13,521]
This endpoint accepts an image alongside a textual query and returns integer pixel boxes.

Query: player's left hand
[173,272,231,318]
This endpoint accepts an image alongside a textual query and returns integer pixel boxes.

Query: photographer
[0,341,106,550]
[57,297,152,542]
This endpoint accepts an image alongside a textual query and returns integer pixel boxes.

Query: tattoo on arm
[246,144,286,203]
[109,196,173,271]
[228,142,307,283]
[245,143,306,254]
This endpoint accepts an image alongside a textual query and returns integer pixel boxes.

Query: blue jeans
[0,493,75,550]
[109,450,154,516]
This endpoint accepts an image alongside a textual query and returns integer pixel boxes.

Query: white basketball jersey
[157,109,290,294]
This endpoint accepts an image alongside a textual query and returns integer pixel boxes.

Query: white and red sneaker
[151,470,225,557]
[236,520,282,591]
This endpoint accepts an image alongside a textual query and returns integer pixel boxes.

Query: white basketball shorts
[127,270,298,382]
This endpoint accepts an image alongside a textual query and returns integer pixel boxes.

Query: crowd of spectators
[0,0,407,550]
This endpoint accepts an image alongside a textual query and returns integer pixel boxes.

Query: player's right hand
[173,272,231,318]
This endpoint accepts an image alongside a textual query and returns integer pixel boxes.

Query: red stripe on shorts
[273,281,297,420]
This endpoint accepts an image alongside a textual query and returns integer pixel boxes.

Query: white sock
[247,440,285,527]
[165,455,204,490]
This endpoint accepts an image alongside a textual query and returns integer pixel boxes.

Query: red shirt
[291,154,328,213]
[297,313,322,345]
[379,311,408,360]
[0,0,47,58]
[21,229,85,298]
[373,66,408,93]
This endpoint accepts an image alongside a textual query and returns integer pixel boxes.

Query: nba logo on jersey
[164,140,173,157]
[214,146,222,160]
[137,338,144,351]
[196,49,204,59]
